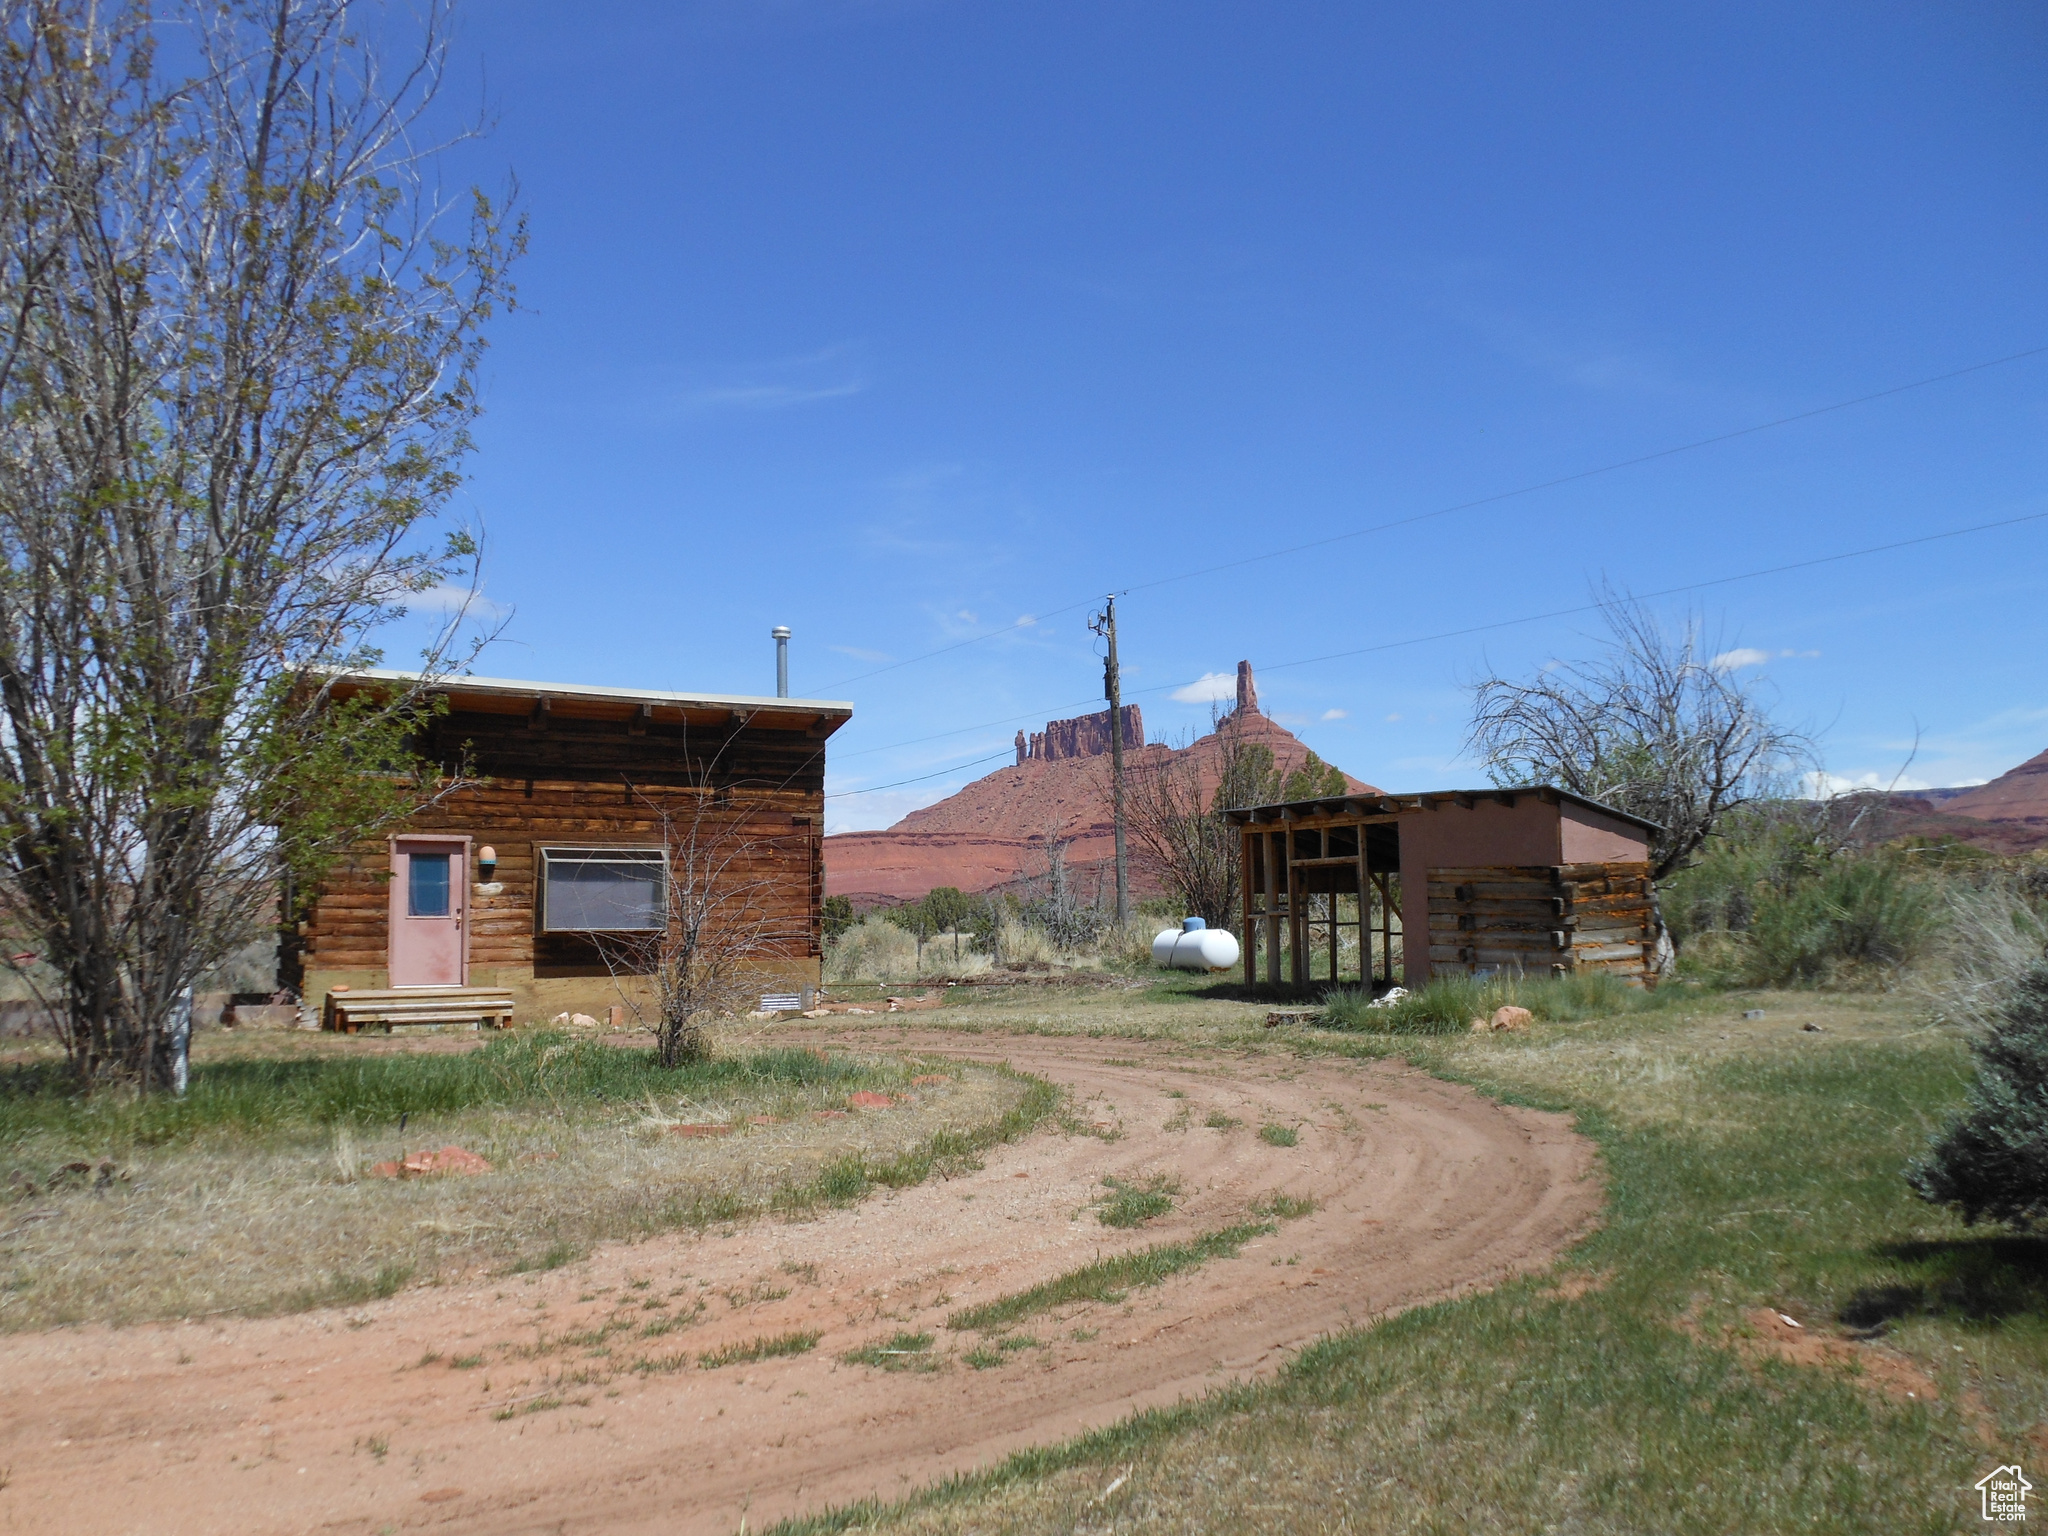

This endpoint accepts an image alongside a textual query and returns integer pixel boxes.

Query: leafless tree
[595,788,816,1068]
[1466,589,1813,881]
[0,1,518,1086]
[1124,710,1284,930]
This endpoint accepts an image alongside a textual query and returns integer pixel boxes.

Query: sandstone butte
[1864,745,2048,856]
[824,663,1379,907]
[1941,747,2048,836]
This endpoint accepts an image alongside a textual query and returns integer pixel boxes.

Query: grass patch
[512,1241,582,1275]
[1257,1123,1297,1147]
[1096,1175,1177,1229]
[0,1036,1055,1330]
[1249,1191,1315,1221]
[697,1330,820,1370]
[844,1331,940,1372]
[948,1224,1276,1334]
[0,1033,878,1148]
[1201,1110,1241,1131]
[1321,971,1688,1035]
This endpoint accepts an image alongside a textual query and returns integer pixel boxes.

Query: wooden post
[1326,893,1338,984]
[1290,859,1307,988]
[1241,829,1256,987]
[1378,870,1394,987]
[1263,830,1281,986]
[1357,830,1372,986]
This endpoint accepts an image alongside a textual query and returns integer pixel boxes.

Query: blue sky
[400,1,2048,832]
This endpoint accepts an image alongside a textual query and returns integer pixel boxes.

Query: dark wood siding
[299,708,827,979]
[1425,861,1655,981]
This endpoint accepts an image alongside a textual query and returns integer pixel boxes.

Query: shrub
[1914,877,2048,1033]
[824,915,918,982]
[1909,960,2048,1226]
[1736,853,1942,985]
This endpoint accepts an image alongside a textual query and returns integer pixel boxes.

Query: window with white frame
[537,847,667,932]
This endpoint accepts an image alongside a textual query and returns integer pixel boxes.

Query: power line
[1211,505,2048,684]
[814,342,2048,693]
[824,748,1014,800]
[823,504,2048,789]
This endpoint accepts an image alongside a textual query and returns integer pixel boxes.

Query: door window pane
[408,853,452,917]
[540,849,666,931]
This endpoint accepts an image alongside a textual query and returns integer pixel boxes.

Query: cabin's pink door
[388,837,470,987]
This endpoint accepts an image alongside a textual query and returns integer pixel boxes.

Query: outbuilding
[1223,786,1662,989]
[288,671,852,1029]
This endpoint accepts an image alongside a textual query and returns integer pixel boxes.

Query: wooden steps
[322,988,516,1033]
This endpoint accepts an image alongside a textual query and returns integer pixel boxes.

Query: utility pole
[1089,595,1129,928]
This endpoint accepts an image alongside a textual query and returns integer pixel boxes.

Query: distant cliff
[826,663,1375,905]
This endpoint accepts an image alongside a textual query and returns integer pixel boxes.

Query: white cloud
[678,380,863,412]
[1384,712,1402,723]
[827,644,892,664]
[1713,646,1823,673]
[1321,708,1348,721]
[1803,769,1950,798]
[1171,671,1237,704]
[405,583,508,621]
[1015,614,1037,628]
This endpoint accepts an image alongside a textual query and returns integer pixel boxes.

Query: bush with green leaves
[1661,807,1945,986]
[1909,959,2048,1226]
[824,915,919,982]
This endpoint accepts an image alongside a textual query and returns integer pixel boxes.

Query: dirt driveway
[0,1030,1601,1534]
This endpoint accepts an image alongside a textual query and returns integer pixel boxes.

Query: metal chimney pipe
[772,626,791,697]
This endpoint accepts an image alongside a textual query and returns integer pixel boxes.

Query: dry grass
[0,1029,1040,1329]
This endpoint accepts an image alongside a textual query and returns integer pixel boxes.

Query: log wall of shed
[297,707,829,1023]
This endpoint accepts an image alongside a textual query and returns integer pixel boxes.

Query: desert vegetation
[0,1027,1050,1328]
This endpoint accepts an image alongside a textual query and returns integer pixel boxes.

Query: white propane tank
[1151,917,1242,972]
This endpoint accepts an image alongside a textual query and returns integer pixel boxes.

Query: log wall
[1425,862,1656,984]
[297,707,828,1019]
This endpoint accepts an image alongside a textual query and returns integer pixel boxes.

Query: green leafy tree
[921,886,972,936]
[822,895,856,944]
[1281,749,1347,802]
[0,0,519,1086]
[1910,960,2048,1226]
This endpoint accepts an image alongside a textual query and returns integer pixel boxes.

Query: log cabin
[1223,786,1662,989]
[289,671,852,1029]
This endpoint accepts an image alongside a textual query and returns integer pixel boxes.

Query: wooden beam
[628,702,651,736]
[1264,830,1281,986]
[528,697,550,732]
[1358,831,1371,986]
[1290,861,1307,987]
[1241,829,1256,987]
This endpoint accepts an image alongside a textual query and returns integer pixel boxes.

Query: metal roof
[325,668,853,717]
[1222,784,1663,834]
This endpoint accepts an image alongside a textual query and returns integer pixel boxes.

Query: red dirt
[369,1145,493,1178]
[0,1030,1600,1535]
